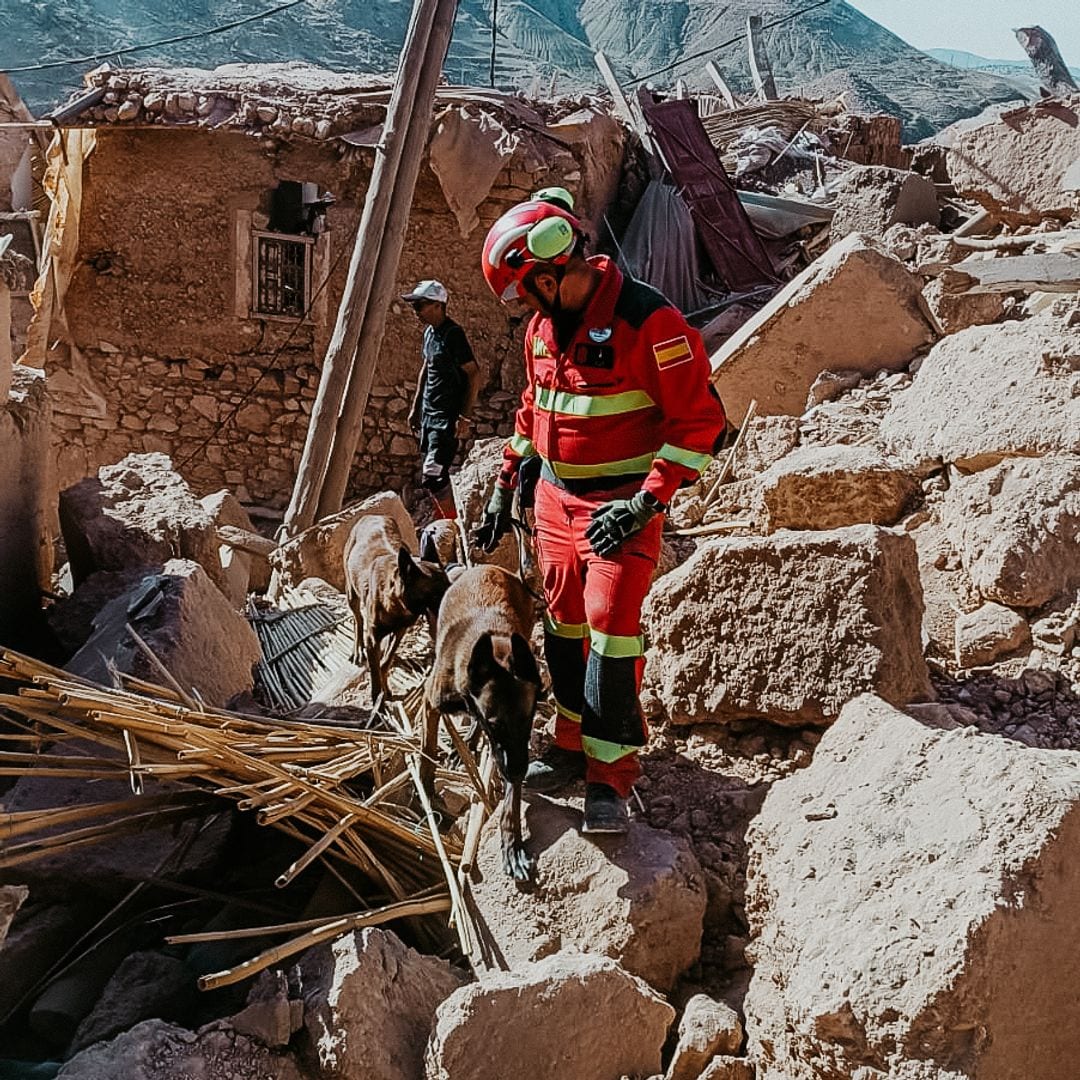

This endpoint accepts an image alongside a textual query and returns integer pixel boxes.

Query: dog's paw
[502,840,535,882]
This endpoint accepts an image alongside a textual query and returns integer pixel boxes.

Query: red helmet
[482,199,582,301]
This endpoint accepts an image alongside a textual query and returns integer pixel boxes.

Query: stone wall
[48,125,588,506]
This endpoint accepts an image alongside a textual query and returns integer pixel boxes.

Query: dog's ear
[397,545,417,581]
[467,633,497,693]
[509,633,542,688]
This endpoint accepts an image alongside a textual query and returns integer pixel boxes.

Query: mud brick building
[26,64,626,506]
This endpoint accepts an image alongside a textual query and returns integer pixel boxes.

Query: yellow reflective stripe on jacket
[535,386,656,417]
[544,613,589,639]
[508,433,535,457]
[656,442,713,472]
[582,735,639,763]
[555,702,582,724]
[589,629,644,658]
[546,452,656,480]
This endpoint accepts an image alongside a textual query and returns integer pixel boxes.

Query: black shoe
[524,746,586,793]
[582,783,629,834]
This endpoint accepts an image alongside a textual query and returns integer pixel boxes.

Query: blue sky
[848,1,1078,65]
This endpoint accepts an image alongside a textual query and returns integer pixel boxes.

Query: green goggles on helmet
[532,185,575,213]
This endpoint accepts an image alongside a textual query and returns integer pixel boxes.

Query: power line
[626,0,834,85]
[0,0,307,75]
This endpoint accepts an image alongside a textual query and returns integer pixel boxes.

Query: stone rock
[59,452,227,593]
[829,166,940,240]
[939,456,1080,609]
[469,796,705,992]
[666,994,744,1080]
[908,515,980,662]
[229,969,302,1049]
[0,366,53,651]
[419,518,461,566]
[0,901,84,1027]
[698,1058,756,1080]
[642,526,931,726]
[47,568,150,655]
[425,954,674,1080]
[69,951,197,1053]
[946,96,1080,225]
[730,415,800,480]
[921,275,1006,335]
[201,488,270,595]
[757,445,920,532]
[744,694,1080,1080]
[452,437,517,573]
[56,1019,309,1080]
[67,559,262,706]
[299,927,465,1080]
[269,491,418,593]
[711,234,936,420]
[880,308,1080,471]
[0,884,28,950]
[805,369,863,409]
[955,602,1031,668]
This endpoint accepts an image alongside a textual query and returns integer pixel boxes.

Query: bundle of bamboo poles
[0,647,493,985]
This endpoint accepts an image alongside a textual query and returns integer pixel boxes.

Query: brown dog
[424,564,542,880]
[343,515,449,706]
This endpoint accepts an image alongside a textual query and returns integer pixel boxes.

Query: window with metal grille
[252,231,313,318]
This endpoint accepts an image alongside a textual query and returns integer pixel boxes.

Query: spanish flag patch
[653,335,693,369]
[532,336,550,359]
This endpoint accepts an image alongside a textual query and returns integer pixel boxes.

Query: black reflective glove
[585,491,665,558]
[473,485,514,553]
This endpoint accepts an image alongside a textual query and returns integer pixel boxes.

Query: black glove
[585,491,665,558]
[473,485,513,553]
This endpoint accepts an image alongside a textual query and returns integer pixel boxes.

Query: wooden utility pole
[490,0,498,87]
[746,14,778,101]
[315,0,460,519]
[283,0,455,535]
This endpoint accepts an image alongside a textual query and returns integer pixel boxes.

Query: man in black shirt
[404,280,480,519]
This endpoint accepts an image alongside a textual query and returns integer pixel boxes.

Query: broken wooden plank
[594,50,637,128]
[217,525,277,559]
[704,61,739,109]
[746,15,779,101]
[952,229,1080,251]
[941,252,1080,294]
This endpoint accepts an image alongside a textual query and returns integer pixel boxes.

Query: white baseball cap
[402,279,448,303]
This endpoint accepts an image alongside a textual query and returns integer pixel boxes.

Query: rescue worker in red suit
[475,198,726,832]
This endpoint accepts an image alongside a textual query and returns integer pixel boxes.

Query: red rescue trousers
[533,476,662,797]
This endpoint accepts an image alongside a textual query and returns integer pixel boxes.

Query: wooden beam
[594,51,637,128]
[941,252,1080,294]
[315,0,461,517]
[952,229,1080,251]
[282,0,446,534]
[704,61,739,109]
[216,526,277,559]
[1015,26,1079,97]
[746,14,779,101]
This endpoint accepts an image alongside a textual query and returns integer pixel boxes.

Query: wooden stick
[125,624,201,711]
[194,893,452,989]
[701,398,757,508]
[671,518,754,538]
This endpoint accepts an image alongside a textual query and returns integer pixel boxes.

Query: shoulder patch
[532,336,550,358]
[614,276,672,329]
[653,335,693,369]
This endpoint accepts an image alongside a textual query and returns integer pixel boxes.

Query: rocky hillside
[6,0,1024,138]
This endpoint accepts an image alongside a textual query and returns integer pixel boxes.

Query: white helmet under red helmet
[482,199,582,302]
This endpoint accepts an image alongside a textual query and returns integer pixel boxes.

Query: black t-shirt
[421,318,474,430]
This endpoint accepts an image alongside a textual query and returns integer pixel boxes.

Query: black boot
[582,782,629,834]
[524,745,586,793]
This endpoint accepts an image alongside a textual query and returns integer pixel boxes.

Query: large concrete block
[946,95,1080,225]
[642,525,931,726]
[881,307,1080,472]
[710,234,935,420]
[425,955,674,1080]
[469,796,705,992]
[939,455,1080,609]
[758,444,920,532]
[0,365,53,650]
[66,558,261,706]
[744,694,1080,1080]
[299,928,465,1080]
[829,165,940,240]
[59,452,226,592]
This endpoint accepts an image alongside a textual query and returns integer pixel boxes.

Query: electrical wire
[0,0,307,75]
[626,0,835,85]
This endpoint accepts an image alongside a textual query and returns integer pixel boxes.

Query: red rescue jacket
[498,256,726,505]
